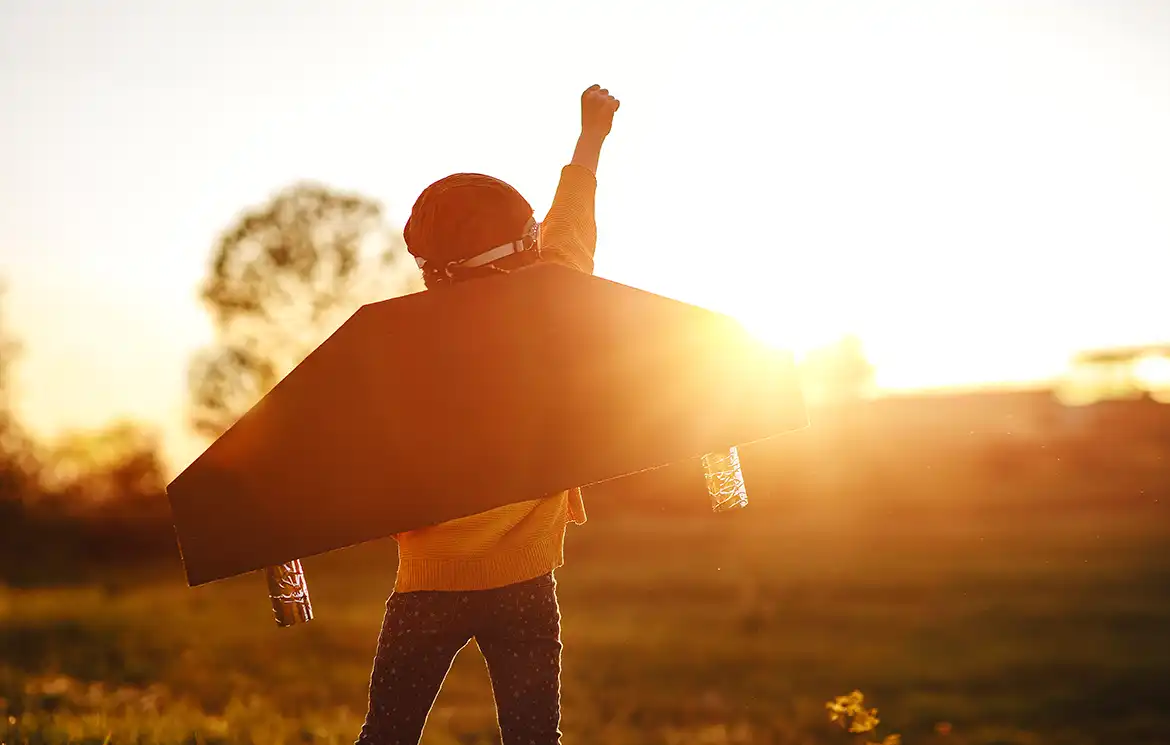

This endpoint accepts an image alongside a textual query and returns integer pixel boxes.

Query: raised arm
[570,85,619,176]
[539,85,620,276]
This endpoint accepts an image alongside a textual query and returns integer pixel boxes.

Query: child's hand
[581,85,619,140]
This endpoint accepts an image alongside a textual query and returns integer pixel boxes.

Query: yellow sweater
[393,164,596,592]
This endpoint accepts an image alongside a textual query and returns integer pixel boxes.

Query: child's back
[391,159,599,595]
[355,85,619,745]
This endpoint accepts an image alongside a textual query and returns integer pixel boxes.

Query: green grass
[2,479,1168,744]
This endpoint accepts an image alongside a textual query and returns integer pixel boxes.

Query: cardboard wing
[167,263,808,586]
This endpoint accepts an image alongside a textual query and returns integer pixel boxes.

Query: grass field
[3,420,1170,745]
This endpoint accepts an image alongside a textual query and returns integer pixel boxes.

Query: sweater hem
[394,528,567,593]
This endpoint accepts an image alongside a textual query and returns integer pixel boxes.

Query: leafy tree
[0,282,38,505]
[43,421,167,507]
[39,420,175,557]
[188,182,420,439]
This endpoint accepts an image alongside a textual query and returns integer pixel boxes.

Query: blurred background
[1,1,1167,743]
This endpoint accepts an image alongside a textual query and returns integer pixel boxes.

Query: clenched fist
[581,84,620,140]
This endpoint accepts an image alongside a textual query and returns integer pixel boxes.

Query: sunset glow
[1,0,1167,474]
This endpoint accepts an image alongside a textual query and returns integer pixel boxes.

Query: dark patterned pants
[355,572,562,745]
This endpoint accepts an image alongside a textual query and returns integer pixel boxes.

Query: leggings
[355,572,562,745]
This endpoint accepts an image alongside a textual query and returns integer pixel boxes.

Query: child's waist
[394,528,567,592]
[394,496,570,591]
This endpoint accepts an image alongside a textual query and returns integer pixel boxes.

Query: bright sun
[734,309,812,359]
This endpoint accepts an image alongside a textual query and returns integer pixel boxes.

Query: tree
[0,282,39,504]
[0,283,50,577]
[799,334,876,406]
[34,420,175,561]
[42,421,167,507]
[188,182,421,439]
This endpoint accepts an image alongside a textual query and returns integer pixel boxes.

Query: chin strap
[415,217,540,279]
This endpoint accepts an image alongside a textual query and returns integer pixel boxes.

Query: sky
[1,0,1168,475]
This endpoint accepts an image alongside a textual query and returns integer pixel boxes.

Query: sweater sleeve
[539,164,598,275]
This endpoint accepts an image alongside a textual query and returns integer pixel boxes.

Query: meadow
[2,394,1169,745]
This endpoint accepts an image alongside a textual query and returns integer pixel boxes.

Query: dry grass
[3,403,1169,744]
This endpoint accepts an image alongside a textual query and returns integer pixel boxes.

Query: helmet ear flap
[524,216,541,256]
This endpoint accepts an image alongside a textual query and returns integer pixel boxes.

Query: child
[355,84,620,745]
